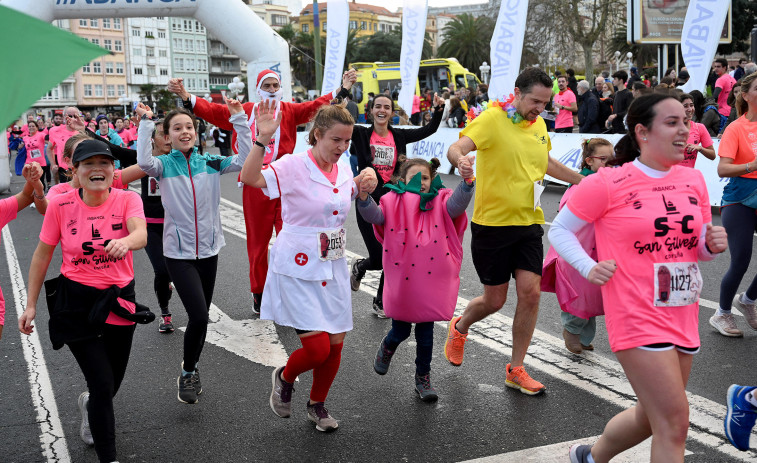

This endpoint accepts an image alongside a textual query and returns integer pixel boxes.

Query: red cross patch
[295,253,308,266]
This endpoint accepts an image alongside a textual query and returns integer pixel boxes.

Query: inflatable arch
[0,0,293,102]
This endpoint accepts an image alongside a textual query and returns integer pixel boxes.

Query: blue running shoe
[725,384,757,451]
[568,444,592,463]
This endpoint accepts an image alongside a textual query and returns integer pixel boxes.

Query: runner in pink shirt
[48,107,82,183]
[19,139,147,463]
[553,76,577,133]
[21,121,50,190]
[0,163,45,340]
[714,58,737,117]
[550,94,728,463]
[679,93,715,168]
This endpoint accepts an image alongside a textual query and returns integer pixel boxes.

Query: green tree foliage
[438,14,495,73]
[718,0,757,55]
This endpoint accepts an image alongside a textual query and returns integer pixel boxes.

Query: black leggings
[68,323,136,463]
[719,203,757,310]
[144,224,172,314]
[355,201,385,303]
[165,255,218,372]
[41,165,50,190]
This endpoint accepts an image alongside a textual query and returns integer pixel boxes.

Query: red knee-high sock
[282,332,330,383]
[310,342,343,403]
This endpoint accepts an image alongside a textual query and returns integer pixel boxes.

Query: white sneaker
[77,392,94,446]
[733,293,757,330]
[709,313,744,337]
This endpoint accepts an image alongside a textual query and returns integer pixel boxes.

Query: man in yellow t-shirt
[445,67,583,395]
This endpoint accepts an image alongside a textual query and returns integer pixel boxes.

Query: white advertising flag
[321,0,350,94]
[680,0,730,93]
[487,0,529,101]
[398,0,428,115]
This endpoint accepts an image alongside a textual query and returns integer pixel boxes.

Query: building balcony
[147,57,157,66]
[210,67,242,75]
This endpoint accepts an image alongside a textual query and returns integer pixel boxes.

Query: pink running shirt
[22,133,48,166]
[47,125,78,170]
[40,189,145,325]
[554,89,577,129]
[715,74,737,117]
[369,130,397,183]
[679,121,713,168]
[567,162,711,352]
[0,197,18,325]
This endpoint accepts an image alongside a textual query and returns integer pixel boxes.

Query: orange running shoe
[505,363,545,395]
[444,315,468,366]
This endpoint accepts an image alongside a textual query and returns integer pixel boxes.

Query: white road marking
[178,303,289,369]
[3,226,70,463]
[212,197,756,460]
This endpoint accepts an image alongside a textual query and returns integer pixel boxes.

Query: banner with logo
[680,0,730,93]
[321,0,349,94]
[487,0,529,101]
[397,0,428,115]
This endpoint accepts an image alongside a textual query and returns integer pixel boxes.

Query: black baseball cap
[72,139,115,164]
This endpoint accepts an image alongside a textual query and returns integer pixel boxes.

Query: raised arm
[240,100,281,188]
[135,103,163,177]
[167,77,235,130]
[401,93,446,144]
[221,97,252,174]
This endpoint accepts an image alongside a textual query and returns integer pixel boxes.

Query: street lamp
[228,76,245,100]
[626,52,633,72]
[613,51,621,75]
[479,62,491,85]
[118,94,130,116]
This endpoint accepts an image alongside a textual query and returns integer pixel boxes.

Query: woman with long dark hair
[348,92,444,316]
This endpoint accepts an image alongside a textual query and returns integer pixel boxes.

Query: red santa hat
[256,69,281,91]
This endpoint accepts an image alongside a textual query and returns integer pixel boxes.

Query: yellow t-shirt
[460,105,551,226]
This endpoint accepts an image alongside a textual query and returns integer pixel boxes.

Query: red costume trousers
[243,184,283,294]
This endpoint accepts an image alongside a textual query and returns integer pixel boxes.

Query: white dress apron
[261,223,352,333]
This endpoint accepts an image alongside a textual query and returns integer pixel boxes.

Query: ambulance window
[466,74,477,89]
[455,75,466,89]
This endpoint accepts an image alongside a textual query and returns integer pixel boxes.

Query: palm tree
[438,14,494,73]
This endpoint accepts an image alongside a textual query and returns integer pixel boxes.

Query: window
[272,15,288,26]
[132,28,140,37]
[90,19,98,27]
[105,62,114,74]
[157,16,164,20]
[107,85,115,97]
[160,68,168,76]
[93,61,101,73]
[114,40,122,52]
[104,39,112,51]
[147,66,156,76]
[117,84,125,96]
[144,30,154,38]
[360,21,367,30]
[79,19,87,27]
[159,49,167,58]
[202,79,208,89]
[134,67,143,75]
[174,58,183,71]
[323,22,327,31]
[116,62,124,74]
[91,38,99,46]
[349,20,357,30]
[113,18,121,30]
[82,62,91,73]
[94,85,103,97]
[197,40,206,53]
[195,21,203,32]
[183,20,190,31]
[199,59,207,71]
[84,84,92,97]
[188,78,195,90]
[133,48,142,56]
[102,18,111,29]
[302,24,309,33]
[158,31,166,39]
[185,39,194,52]
[173,38,182,51]
[171,21,178,31]
[146,47,155,57]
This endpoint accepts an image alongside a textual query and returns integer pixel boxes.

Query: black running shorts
[471,223,544,286]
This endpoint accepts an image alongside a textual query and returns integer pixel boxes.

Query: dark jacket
[610,89,634,133]
[85,128,137,167]
[46,276,153,350]
[350,106,443,203]
[577,91,601,133]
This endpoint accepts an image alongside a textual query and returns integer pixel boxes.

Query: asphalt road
[1,156,756,463]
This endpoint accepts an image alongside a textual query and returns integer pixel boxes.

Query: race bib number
[654,262,702,307]
[371,144,395,167]
[318,228,346,261]
[31,149,42,159]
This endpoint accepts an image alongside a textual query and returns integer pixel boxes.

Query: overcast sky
[298,0,487,14]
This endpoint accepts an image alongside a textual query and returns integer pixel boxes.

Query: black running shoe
[350,259,366,291]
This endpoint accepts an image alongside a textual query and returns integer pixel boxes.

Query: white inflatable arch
[0,0,292,102]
